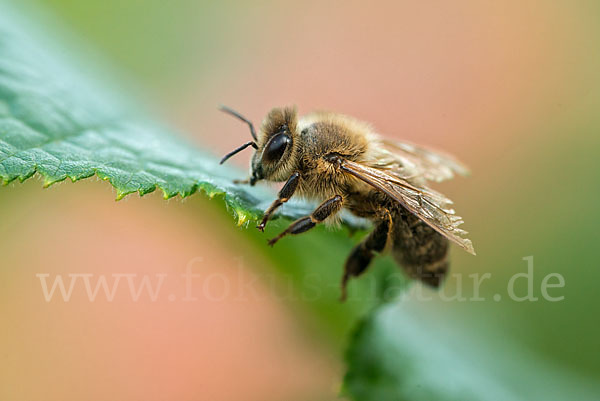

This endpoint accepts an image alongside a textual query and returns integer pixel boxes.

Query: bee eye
[262,133,290,163]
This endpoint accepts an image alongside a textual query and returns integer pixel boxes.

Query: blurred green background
[1,0,599,400]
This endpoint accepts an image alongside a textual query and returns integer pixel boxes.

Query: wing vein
[340,159,475,255]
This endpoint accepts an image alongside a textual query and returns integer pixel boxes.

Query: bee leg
[340,211,391,301]
[257,172,300,232]
[267,195,344,246]
[233,178,250,185]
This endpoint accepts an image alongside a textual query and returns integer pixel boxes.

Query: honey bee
[219,105,475,300]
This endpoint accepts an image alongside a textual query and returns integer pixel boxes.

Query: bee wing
[380,139,470,182]
[340,158,475,255]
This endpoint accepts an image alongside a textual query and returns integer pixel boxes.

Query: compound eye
[262,133,290,163]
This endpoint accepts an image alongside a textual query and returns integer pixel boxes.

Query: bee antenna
[219,141,258,165]
[219,105,258,141]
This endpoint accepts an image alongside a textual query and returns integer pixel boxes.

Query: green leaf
[0,5,324,227]
[344,304,517,401]
[343,303,600,401]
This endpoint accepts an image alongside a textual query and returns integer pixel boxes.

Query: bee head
[220,106,299,185]
[250,106,298,184]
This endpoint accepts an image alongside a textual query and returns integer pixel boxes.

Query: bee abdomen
[391,207,449,287]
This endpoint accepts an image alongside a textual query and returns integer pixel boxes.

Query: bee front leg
[340,210,391,301]
[268,195,344,246]
[257,172,301,231]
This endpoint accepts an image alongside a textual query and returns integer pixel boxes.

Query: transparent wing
[340,158,475,255]
[379,138,470,183]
